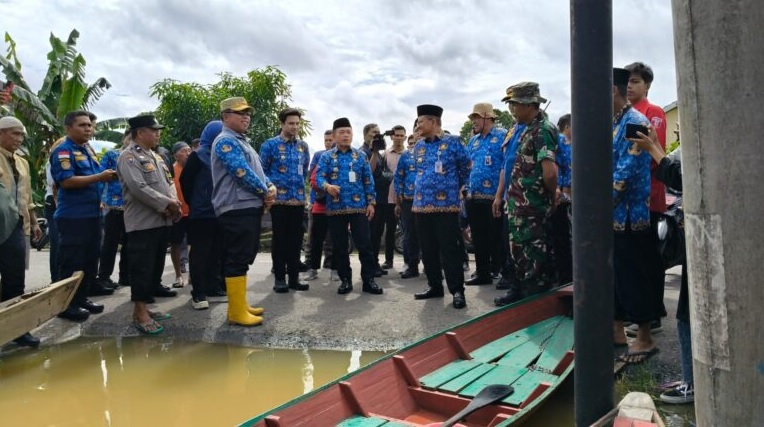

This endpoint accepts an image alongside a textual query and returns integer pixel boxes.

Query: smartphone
[625,123,648,139]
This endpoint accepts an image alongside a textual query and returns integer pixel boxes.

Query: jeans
[677,318,694,387]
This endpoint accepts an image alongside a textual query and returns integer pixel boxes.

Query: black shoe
[491,271,501,280]
[377,266,388,276]
[153,285,178,298]
[96,277,118,289]
[373,268,383,278]
[337,280,353,295]
[401,268,420,279]
[298,261,310,273]
[414,286,444,300]
[452,292,466,309]
[381,261,393,270]
[495,277,513,290]
[13,332,41,348]
[465,275,492,286]
[58,304,90,322]
[494,289,524,307]
[273,279,289,293]
[146,296,155,304]
[88,283,115,296]
[79,298,104,314]
[362,279,383,295]
[288,280,309,291]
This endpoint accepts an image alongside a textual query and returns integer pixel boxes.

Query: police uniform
[259,131,310,291]
[96,147,129,288]
[117,115,176,305]
[394,147,420,276]
[411,104,471,308]
[315,117,382,295]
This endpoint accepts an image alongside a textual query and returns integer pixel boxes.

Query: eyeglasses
[224,110,251,117]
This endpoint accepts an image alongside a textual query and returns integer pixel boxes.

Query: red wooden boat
[239,286,574,427]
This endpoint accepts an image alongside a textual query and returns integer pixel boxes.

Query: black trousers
[58,217,101,303]
[649,211,668,318]
[499,212,514,279]
[188,217,225,299]
[550,201,573,285]
[416,212,465,295]
[329,213,375,282]
[97,209,128,283]
[466,200,504,278]
[614,227,664,323]
[126,226,170,303]
[309,213,336,270]
[0,221,26,301]
[371,202,396,264]
[399,200,420,266]
[270,205,304,281]
[44,196,60,283]
[219,208,263,278]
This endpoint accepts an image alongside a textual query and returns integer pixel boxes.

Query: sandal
[148,311,172,321]
[618,347,659,365]
[134,319,164,335]
[172,277,186,288]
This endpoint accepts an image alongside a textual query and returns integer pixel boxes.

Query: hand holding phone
[625,123,649,139]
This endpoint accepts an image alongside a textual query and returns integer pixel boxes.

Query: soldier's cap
[0,116,26,133]
[127,114,165,130]
[502,82,547,105]
[220,97,254,114]
[613,67,630,87]
[172,141,190,154]
[468,103,497,120]
[417,104,443,118]
[333,117,351,130]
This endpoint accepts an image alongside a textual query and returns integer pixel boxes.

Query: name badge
[349,171,357,183]
[298,164,303,176]
[484,155,492,166]
[434,161,443,174]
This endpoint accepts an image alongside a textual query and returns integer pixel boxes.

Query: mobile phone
[625,123,648,139]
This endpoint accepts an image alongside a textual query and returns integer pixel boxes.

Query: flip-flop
[618,347,659,365]
[134,319,164,335]
[148,311,172,321]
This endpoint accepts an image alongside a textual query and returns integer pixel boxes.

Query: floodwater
[0,337,576,426]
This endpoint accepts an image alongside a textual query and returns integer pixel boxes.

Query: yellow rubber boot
[225,276,263,326]
[247,306,264,316]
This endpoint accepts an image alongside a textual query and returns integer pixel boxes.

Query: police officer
[117,114,177,334]
[411,104,471,309]
[260,107,310,293]
[51,110,118,321]
[494,82,558,306]
[315,117,382,295]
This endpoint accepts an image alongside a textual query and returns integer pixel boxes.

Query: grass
[615,365,696,426]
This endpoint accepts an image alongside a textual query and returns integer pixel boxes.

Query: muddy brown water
[0,337,578,426]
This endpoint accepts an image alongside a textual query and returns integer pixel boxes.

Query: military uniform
[394,148,420,274]
[96,147,129,287]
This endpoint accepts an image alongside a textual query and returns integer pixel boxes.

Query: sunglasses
[224,110,251,117]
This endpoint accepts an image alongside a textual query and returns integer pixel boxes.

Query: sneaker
[330,270,340,282]
[625,320,663,337]
[660,383,694,404]
[303,269,319,281]
[191,296,209,310]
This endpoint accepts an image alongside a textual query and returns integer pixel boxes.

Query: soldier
[260,107,310,293]
[117,114,178,334]
[394,132,421,278]
[315,117,382,295]
[411,104,471,309]
[494,82,558,306]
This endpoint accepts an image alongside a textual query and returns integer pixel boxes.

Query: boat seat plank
[458,365,528,398]
[419,359,483,389]
[501,370,558,407]
[533,317,574,372]
[437,363,496,394]
[468,316,564,363]
[335,416,389,427]
[495,340,543,369]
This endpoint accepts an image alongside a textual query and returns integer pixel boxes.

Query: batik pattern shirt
[259,135,310,205]
[612,106,651,232]
[394,149,416,201]
[50,138,103,219]
[501,123,527,195]
[100,148,123,209]
[507,113,558,219]
[315,147,376,216]
[556,134,572,201]
[411,134,470,213]
[467,127,508,201]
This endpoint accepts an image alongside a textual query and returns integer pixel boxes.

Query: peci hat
[127,114,165,130]
[501,82,547,105]
[333,117,352,130]
[468,103,497,119]
[613,68,631,87]
[0,116,26,133]
[416,104,443,118]
[172,141,190,154]
[220,97,255,114]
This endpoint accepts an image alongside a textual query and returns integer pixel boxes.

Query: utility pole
[570,1,614,425]
[671,1,764,425]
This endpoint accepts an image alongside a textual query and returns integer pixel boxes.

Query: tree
[459,108,515,142]
[150,66,310,151]
[1,29,111,202]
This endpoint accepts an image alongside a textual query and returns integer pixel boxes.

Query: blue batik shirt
[50,138,103,219]
[612,106,651,232]
[556,133,572,200]
[315,147,376,215]
[412,134,470,213]
[467,127,508,201]
[501,123,527,194]
[308,149,326,204]
[260,135,310,206]
[394,149,417,201]
[100,148,123,209]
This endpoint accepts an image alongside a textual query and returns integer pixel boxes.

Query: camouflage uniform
[503,83,558,299]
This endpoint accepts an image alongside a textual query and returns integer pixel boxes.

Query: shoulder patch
[236,168,246,178]
[221,144,233,153]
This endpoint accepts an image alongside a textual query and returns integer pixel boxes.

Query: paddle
[440,384,514,427]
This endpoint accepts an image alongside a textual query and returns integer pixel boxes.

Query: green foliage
[150,66,310,151]
[459,108,515,142]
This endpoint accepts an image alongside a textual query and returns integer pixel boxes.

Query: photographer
[361,123,391,276]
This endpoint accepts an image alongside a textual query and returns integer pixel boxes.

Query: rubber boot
[247,306,264,316]
[225,276,263,326]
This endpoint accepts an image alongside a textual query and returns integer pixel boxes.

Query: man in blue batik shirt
[550,113,572,286]
[260,107,311,293]
[394,133,421,279]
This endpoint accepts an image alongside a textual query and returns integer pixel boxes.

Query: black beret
[333,117,351,130]
[613,68,631,87]
[417,104,443,118]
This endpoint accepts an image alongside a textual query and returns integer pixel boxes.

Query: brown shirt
[0,145,33,236]
[117,144,177,233]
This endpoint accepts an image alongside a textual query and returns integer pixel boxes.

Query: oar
[440,384,514,427]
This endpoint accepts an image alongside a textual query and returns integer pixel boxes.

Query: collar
[0,145,17,159]
[631,98,651,111]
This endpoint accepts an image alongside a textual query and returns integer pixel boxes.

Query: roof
[663,101,678,112]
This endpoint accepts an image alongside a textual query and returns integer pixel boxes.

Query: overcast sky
[2,0,677,152]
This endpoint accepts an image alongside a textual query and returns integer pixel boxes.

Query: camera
[372,130,393,151]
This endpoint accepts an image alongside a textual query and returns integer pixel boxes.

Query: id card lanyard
[435,149,443,174]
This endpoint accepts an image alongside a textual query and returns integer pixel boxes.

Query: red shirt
[309,166,326,214]
[632,98,667,213]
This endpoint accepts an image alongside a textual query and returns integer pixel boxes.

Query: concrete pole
[671,1,764,425]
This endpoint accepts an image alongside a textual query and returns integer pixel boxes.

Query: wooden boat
[0,271,83,346]
[590,392,666,427]
[239,286,574,427]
